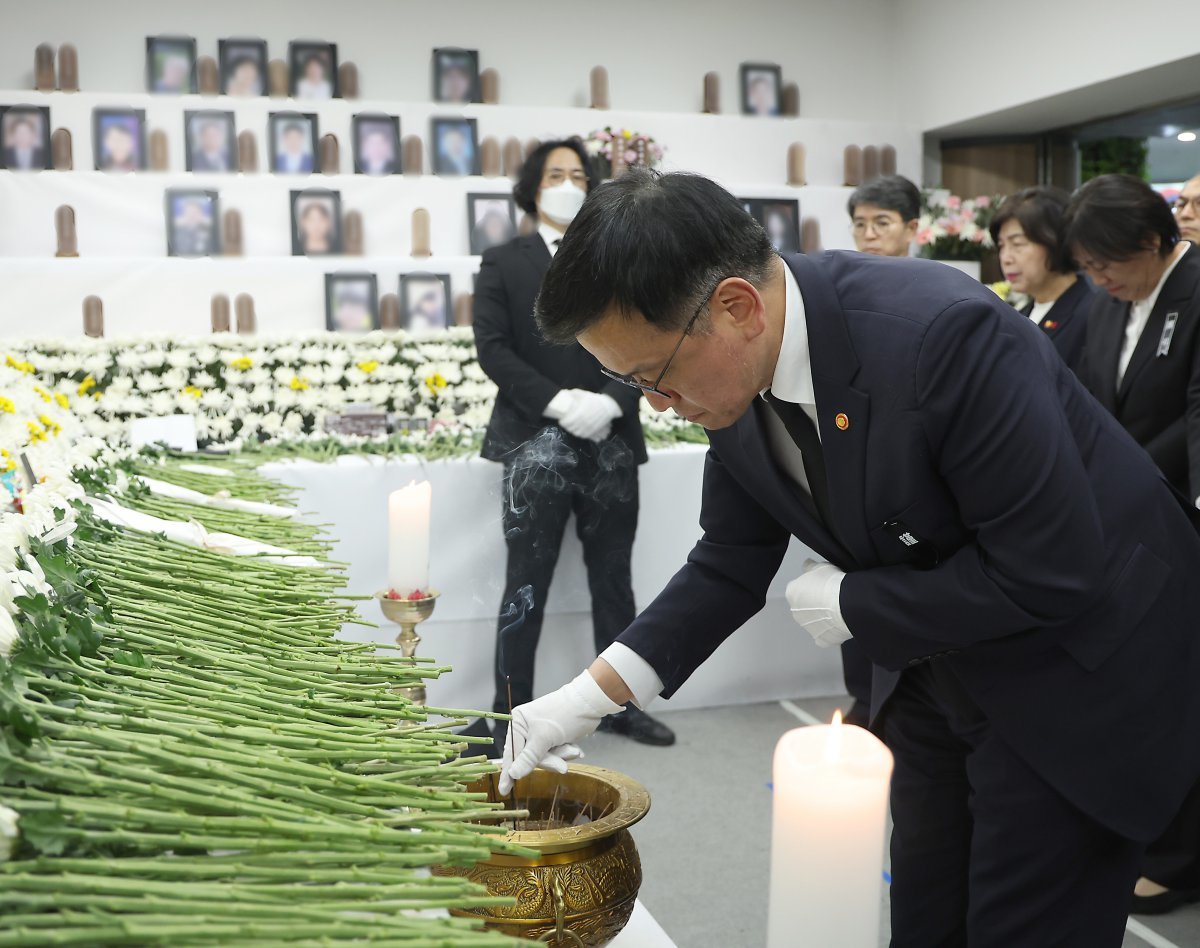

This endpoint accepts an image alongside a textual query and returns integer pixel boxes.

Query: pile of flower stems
[1,463,526,946]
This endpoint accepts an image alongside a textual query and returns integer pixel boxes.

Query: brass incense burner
[434,764,651,945]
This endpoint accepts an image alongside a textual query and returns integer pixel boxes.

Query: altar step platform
[260,446,847,714]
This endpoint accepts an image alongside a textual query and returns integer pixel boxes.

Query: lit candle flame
[824,708,844,762]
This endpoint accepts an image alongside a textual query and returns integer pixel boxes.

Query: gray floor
[579,697,1200,948]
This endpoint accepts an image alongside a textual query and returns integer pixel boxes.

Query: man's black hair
[846,174,921,223]
[535,168,776,344]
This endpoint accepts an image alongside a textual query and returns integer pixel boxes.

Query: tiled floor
[579,698,1200,948]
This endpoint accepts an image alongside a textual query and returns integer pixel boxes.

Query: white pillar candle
[387,480,431,595]
[766,712,894,948]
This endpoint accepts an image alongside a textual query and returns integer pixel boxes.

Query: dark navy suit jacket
[619,251,1200,841]
[1019,274,1094,372]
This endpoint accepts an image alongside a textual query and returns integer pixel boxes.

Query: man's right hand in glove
[499,669,625,796]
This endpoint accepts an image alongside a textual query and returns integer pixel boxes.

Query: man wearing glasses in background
[848,174,922,259]
[1176,173,1200,245]
[467,139,676,757]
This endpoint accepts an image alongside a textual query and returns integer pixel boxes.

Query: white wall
[896,0,1200,133]
[0,0,901,122]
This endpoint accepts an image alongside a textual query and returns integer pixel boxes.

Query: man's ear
[714,277,767,340]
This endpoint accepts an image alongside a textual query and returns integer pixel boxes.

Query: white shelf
[0,88,922,186]
[0,88,917,339]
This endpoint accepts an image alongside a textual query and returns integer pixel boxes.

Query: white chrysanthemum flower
[161,367,189,391]
[135,371,165,392]
[248,385,274,408]
[149,392,176,416]
[166,349,194,369]
[192,370,217,389]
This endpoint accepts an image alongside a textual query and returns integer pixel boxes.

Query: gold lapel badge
[834,412,850,431]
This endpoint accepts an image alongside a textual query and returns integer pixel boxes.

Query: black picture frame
[466,193,517,255]
[184,110,237,173]
[269,112,319,174]
[219,38,268,96]
[93,108,147,172]
[741,197,801,253]
[291,188,343,256]
[165,188,220,257]
[351,113,401,176]
[0,105,52,171]
[288,41,339,99]
[432,117,479,176]
[400,273,452,332]
[146,35,198,94]
[431,48,480,104]
[325,272,379,333]
[740,62,782,117]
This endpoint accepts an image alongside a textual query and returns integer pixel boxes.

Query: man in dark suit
[500,170,1200,947]
[1068,173,1200,915]
[471,140,675,753]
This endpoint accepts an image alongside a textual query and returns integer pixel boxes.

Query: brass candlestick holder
[376,590,439,706]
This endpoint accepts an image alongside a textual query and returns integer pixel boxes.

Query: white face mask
[539,180,586,225]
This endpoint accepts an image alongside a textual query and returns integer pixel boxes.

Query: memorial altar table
[260,445,845,713]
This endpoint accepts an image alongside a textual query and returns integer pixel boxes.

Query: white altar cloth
[260,446,844,712]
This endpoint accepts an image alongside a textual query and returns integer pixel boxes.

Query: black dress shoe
[1131,886,1200,915]
[596,704,676,746]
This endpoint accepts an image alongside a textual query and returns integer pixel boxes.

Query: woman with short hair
[990,187,1094,370]
[1066,173,1200,917]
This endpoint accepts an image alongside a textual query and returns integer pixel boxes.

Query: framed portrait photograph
[467,193,517,255]
[291,189,343,256]
[740,63,782,117]
[289,42,339,99]
[432,117,478,176]
[432,48,480,104]
[325,273,379,333]
[165,189,219,257]
[0,105,51,171]
[742,197,801,252]
[401,273,452,332]
[219,38,268,96]
[269,112,318,174]
[352,114,400,176]
[93,108,147,172]
[146,36,198,94]
[184,110,237,173]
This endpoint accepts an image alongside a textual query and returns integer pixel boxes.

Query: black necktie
[765,391,833,527]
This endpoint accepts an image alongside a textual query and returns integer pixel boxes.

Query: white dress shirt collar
[1136,241,1190,318]
[538,221,566,257]
[764,264,816,406]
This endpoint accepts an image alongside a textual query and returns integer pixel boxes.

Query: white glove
[786,559,851,648]
[543,390,577,421]
[499,670,625,796]
[558,390,621,442]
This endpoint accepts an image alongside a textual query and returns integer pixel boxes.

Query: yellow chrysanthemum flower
[230,356,253,371]
[183,385,203,398]
[357,360,380,374]
[77,376,97,396]
[54,393,69,409]
[424,372,448,393]
[0,396,15,414]
[289,377,309,391]
[5,355,35,374]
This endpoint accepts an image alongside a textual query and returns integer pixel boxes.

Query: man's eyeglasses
[1173,196,1196,215]
[851,216,901,236]
[542,169,589,187]
[599,297,708,397]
